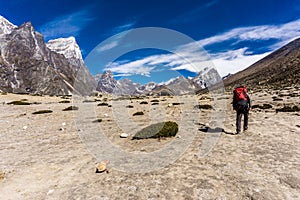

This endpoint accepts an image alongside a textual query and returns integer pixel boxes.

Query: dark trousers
[236,109,249,133]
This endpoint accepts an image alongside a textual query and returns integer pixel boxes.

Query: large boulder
[132,121,178,139]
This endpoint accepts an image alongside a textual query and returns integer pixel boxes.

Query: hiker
[232,86,251,134]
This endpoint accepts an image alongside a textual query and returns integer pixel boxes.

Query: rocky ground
[0,87,299,199]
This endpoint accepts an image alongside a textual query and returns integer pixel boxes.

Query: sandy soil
[0,89,299,199]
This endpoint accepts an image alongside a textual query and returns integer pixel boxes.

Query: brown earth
[0,88,299,199]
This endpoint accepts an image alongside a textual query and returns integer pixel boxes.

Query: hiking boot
[244,127,248,131]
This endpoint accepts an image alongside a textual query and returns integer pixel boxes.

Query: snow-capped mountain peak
[46,36,84,65]
[0,15,17,35]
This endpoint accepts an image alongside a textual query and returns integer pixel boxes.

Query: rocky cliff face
[160,76,195,95]
[192,67,222,89]
[96,71,118,93]
[116,78,140,95]
[0,16,96,95]
[134,82,156,95]
[46,36,84,67]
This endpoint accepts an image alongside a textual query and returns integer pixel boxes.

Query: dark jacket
[233,92,251,111]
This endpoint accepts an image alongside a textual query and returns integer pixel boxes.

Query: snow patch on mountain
[46,36,84,65]
[0,16,17,35]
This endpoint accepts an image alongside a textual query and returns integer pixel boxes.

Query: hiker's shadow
[196,123,235,135]
[222,130,236,135]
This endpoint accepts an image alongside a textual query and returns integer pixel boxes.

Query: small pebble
[47,189,54,195]
[120,133,128,138]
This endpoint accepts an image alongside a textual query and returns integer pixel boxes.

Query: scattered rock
[32,110,53,114]
[47,189,54,195]
[62,106,78,111]
[279,174,300,189]
[150,99,159,102]
[194,104,213,109]
[96,160,109,173]
[97,103,109,106]
[0,171,5,180]
[7,101,31,105]
[172,102,183,105]
[59,100,70,103]
[133,111,144,116]
[126,105,134,108]
[272,96,283,101]
[140,101,148,104]
[82,100,95,103]
[23,126,28,130]
[276,105,300,112]
[92,119,102,123]
[252,104,272,109]
[120,133,129,138]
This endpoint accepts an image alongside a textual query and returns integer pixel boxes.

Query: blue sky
[1,0,300,84]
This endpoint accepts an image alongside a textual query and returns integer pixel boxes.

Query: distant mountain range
[0,15,299,96]
[95,67,221,95]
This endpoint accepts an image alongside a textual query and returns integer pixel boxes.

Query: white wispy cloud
[97,41,118,52]
[208,48,270,76]
[182,19,300,51]
[39,10,93,40]
[105,19,300,78]
[96,31,129,52]
[105,56,156,77]
[112,21,136,34]
[95,22,136,52]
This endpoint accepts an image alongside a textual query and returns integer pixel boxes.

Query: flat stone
[120,133,129,138]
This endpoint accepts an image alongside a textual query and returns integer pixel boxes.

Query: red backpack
[234,86,247,101]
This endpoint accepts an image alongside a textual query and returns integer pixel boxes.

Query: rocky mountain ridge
[46,36,85,67]
[0,16,96,95]
[0,16,17,35]
[96,67,222,96]
[224,37,300,90]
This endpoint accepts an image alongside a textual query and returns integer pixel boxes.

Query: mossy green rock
[133,121,178,139]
